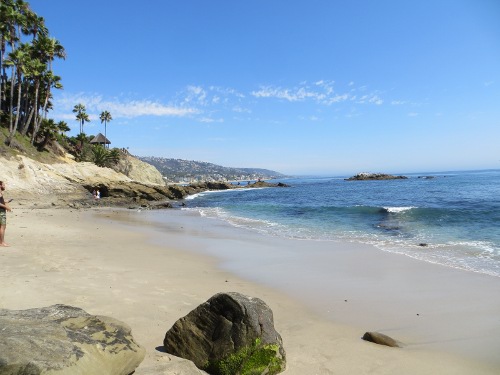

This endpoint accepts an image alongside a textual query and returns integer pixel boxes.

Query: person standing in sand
[0,181,12,247]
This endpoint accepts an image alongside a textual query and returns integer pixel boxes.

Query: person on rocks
[0,180,12,247]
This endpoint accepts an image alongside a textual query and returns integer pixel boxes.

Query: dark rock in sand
[84,181,192,202]
[163,292,286,375]
[362,331,402,347]
[0,304,145,375]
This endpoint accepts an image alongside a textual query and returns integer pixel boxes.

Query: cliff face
[0,153,165,205]
[114,155,166,186]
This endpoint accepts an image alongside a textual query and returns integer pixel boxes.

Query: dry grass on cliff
[0,127,66,164]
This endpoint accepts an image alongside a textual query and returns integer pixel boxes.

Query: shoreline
[112,208,500,366]
[1,206,499,374]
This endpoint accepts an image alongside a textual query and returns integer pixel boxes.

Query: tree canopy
[1,1,122,169]
[1,0,65,146]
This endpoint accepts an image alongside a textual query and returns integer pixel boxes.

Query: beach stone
[163,292,286,375]
[362,331,402,347]
[0,304,145,375]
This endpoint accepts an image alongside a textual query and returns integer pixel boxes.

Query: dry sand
[1,205,499,374]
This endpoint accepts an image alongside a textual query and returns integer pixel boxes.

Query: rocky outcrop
[188,181,235,190]
[163,292,286,375]
[0,304,145,375]
[345,173,408,181]
[84,181,187,201]
[114,154,166,186]
[362,331,402,347]
[248,181,290,188]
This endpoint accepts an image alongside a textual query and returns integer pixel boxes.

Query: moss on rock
[205,338,285,375]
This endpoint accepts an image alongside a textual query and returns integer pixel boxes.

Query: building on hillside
[90,133,111,147]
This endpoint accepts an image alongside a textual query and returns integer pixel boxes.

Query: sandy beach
[1,205,499,374]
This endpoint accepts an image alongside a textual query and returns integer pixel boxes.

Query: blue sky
[29,0,500,175]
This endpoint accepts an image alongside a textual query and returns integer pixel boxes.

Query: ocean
[182,169,500,277]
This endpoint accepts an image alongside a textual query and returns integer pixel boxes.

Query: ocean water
[183,170,500,277]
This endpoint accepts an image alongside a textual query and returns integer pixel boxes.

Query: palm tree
[0,1,16,113]
[0,0,67,149]
[91,145,120,168]
[37,117,58,150]
[2,0,29,130]
[99,110,112,148]
[4,42,30,144]
[20,52,45,137]
[56,120,69,135]
[72,103,90,135]
[37,36,65,120]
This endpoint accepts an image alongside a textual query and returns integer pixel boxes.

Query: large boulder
[163,292,286,375]
[0,304,145,375]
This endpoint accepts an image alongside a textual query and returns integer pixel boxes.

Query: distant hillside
[137,156,286,183]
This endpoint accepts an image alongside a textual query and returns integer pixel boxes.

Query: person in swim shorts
[0,180,12,247]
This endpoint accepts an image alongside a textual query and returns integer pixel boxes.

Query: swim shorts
[0,211,6,225]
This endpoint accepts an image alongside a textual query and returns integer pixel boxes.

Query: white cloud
[251,81,383,107]
[199,117,224,123]
[252,85,331,103]
[209,86,245,98]
[369,95,383,105]
[408,112,419,117]
[251,86,318,102]
[232,106,252,114]
[183,85,208,105]
[324,94,351,105]
[54,93,196,119]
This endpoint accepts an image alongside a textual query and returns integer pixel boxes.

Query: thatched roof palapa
[90,133,111,145]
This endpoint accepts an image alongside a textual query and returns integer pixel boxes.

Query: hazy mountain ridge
[137,156,286,183]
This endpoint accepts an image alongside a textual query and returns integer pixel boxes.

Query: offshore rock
[190,181,234,190]
[0,304,145,375]
[362,331,402,348]
[163,292,286,375]
[247,181,290,188]
[345,173,408,181]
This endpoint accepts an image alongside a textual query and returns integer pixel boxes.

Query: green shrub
[90,145,121,167]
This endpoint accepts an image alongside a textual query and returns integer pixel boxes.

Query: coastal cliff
[0,153,166,206]
[0,153,288,208]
